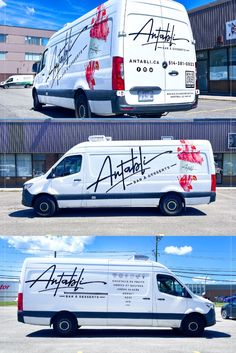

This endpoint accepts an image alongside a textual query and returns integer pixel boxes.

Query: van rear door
[124,0,166,106]
[160,0,196,105]
[123,0,196,108]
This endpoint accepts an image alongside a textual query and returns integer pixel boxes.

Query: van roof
[23,257,170,271]
[66,140,211,154]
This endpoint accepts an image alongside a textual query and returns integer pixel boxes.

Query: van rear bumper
[111,93,198,115]
[18,311,24,323]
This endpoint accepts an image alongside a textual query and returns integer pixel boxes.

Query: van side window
[53,155,82,178]
[6,78,13,83]
[157,274,191,298]
[41,49,48,71]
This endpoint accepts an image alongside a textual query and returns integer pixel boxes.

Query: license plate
[185,71,195,88]
[138,91,154,102]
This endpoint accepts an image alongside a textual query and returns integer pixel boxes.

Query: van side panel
[22,262,109,326]
[107,263,153,326]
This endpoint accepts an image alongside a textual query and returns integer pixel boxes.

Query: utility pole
[154,235,163,262]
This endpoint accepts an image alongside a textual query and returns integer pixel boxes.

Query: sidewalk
[200,95,236,101]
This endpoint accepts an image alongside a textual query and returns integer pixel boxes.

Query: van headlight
[206,303,214,309]
[23,183,33,190]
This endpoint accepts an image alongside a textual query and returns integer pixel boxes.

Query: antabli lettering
[129,59,159,65]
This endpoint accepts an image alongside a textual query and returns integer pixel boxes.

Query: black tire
[33,195,57,217]
[75,93,91,118]
[181,315,205,337]
[159,194,183,216]
[33,89,43,111]
[53,313,78,337]
[221,309,229,319]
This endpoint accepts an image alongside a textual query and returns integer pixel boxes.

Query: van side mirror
[47,168,56,179]
[32,61,40,74]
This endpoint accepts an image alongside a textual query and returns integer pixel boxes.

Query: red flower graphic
[85,61,100,90]
[177,139,203,165]
[178,175,197,192]
[90,4,110,41]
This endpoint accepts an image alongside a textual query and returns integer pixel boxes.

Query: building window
[25,36,49,46]
[16,154,32,177]
[0,51,7,60]
[0,154,16,177]
[210,48,228,80]
[0,33,7,43]
[25,52,42,61]
[223,154,236,176]
[229,47,236,81]
[33,154,46,176]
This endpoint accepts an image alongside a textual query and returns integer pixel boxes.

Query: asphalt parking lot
[0,87,236,119]
[0,306,235,353]
[0,188,235,235]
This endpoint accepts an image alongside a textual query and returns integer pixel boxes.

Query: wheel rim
[39,202,49,213]
[59,320,70,332]
[222,310,227,319]
[78,104,86,118]
[166,200,178,211]
[188,321,199,332]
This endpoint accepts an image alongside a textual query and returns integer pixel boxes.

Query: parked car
[221,300,236,319]
[223,295,236,303]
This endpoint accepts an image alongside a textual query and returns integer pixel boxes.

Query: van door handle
[157,298,166,301]
[74,178,81,182]
[142,297,150,300]
[169,70,179,76]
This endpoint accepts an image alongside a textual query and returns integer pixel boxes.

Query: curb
[199,95,236,102]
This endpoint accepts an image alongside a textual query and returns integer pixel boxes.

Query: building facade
[0,119,235,188]
[189,0,236,95]
[0,25,55,82]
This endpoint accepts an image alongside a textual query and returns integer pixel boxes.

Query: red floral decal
[85,61,99,90]
[90,4,109,41]
[178,175,198,192]
[177,139,203,165]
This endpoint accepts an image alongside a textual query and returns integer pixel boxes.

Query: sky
[0,236,235,286]
[0,0,217,30]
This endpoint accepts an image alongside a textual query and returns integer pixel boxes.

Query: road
[0,306,235,353]
[0,88,236,119]
[0,188,235,236]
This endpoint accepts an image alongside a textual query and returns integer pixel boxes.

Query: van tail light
[211,174,216,192]
[18,293,23,311]
[112,56,125,90]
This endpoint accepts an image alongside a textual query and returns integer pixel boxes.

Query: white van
[22,137,216,217]
[17,257,216,337]
[0,75,34,88]
[32,0,198,118]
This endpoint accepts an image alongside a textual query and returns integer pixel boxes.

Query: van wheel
[33,90,43,111]
[159,194,183,216]
[181,315,205,337]
[33,195,56,217]
[53,313,78,337]
[75,94,91,118]
[221,309,229,319]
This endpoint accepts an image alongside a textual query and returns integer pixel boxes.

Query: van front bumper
[22,189,34,207]
[204,308,216,327]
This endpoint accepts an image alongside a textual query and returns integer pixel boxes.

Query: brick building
[0,25,55,81]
